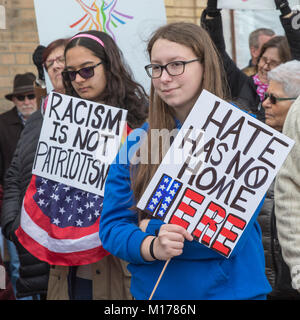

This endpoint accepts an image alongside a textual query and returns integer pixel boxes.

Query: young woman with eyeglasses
[99,22,272,300]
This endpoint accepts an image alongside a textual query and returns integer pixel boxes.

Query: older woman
[201,0,300,121]
[259,60,300,299]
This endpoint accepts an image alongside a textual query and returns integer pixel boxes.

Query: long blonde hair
[131,22,229,218]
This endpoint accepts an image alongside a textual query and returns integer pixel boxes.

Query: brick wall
[0,0,207,113]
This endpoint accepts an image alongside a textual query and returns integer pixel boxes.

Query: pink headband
[71,33,105,48]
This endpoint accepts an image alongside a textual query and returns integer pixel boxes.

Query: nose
[23,96,32,104]
[262,96,270,109]
[74,72,86,83]
[160,67,172,82]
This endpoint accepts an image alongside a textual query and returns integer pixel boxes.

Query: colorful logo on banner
[70,0,134,40]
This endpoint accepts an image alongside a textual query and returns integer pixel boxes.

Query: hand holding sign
[137,90,294,258]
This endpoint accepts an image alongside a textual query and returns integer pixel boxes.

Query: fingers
[154,223,193,260]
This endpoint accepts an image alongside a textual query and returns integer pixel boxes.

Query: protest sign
[0,5,5,29]
[218,0,300,10]
[32,92,127,196]
[33,0,166,93]
[137,90,294,258]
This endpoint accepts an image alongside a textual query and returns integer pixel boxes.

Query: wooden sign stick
[149,258,171,300]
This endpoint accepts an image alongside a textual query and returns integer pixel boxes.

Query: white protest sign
[218,0,300,10]
[32,92,127,196]
[33,0,167,93]
[0,5,5,29]
[137,90,294,258]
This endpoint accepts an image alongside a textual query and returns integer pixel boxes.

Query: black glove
[206,0,221,17]
[275,0,292,16]
[32,45,46,81]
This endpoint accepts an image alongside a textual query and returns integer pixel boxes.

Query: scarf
[253,73,268,101]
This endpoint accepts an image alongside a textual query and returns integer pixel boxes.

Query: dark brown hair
[63,30,148,129]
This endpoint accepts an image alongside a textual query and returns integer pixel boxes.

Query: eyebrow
[65,61,96,70]
[151,56,187,64]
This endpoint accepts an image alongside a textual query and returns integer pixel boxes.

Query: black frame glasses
[145,58,201,79]
[263,92,297,105]
[62,62,103,82]
[15,94,36,101]
[44,55,65,70]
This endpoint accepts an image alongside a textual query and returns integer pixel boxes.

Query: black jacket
[201,10,300,122]
[0,109,49,298]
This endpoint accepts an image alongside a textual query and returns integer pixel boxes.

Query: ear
[250,46,260,59]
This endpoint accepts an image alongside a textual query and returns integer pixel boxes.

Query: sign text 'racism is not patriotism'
[32,92,127,196]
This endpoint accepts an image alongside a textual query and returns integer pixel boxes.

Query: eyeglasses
[263,92,297,104]
[260,56,281,69]
[44,55,65,70]
[62,62,102,82]
[145,58,201,79]
[15,94,36,101]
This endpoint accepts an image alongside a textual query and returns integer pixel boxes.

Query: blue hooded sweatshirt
[99,123,271,300]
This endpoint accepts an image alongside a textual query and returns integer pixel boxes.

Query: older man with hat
[0,72,37,298]
[0,72,37,183]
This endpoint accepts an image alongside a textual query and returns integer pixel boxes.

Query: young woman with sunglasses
[55,30,147,300]
[99,22,272,300]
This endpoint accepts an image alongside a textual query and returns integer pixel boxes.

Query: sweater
[99,123,272,300]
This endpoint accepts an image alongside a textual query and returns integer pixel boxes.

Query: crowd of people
[1,0,300,300]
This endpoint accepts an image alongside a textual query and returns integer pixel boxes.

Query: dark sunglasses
[62,62,102,82]
[15,94,36,101]
[263,92,297,105]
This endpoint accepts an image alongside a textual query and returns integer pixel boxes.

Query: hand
[275,0,292,16]
[153,224,193,261]
[32,45,46,81]
[207,0,218,10]
[206,0,221,18]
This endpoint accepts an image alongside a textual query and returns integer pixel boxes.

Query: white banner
[0,5,5,29]
[137,90,294,258]
[33,0,167,93]
[218,0,300,10]
[32,92,127,196]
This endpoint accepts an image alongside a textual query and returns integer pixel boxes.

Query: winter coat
[0,109,49,298]
[0,106,24,185]
[275,96,300,296]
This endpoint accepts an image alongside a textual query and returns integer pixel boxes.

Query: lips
[78,87,89,93]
